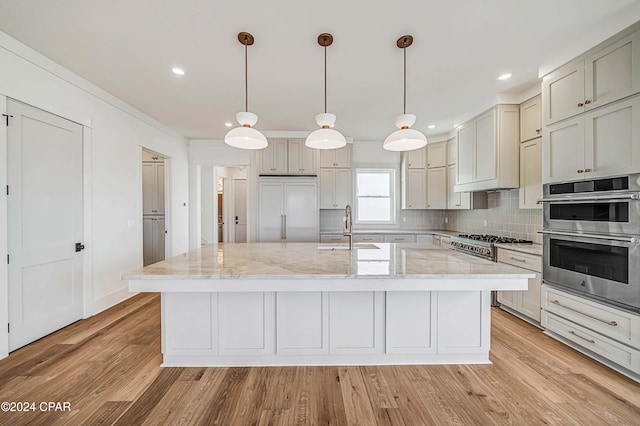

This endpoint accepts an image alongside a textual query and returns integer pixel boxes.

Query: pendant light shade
[383,35,427,152]
[224,32,268,150]
[305,33,347,150]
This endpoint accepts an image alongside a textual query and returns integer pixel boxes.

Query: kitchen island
[122,242,534,367]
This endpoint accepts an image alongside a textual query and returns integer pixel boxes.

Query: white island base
[125,243,532,367]
[161,285,494,367]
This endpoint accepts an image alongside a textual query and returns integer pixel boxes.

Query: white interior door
[234,180,247,243]
[7,99,84,351]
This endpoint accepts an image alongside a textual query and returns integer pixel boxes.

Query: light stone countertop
[122,242,535,281]
[494,242,543,256]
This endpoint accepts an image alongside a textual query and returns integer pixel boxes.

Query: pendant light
[383,35,427,152]
[224,32,268,150]
[305,33,347,150]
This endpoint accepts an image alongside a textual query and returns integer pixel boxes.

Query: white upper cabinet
[259,139,318,175]
[519,138,542,209]
[404,169,427,209]
[258,139,288,174]
[520,95,542,142]
[543,94,640,183]
[427,167,446,209]
[406,147,426,169]
[543,30,640,126]
[427,142,446,168]
[287,140,317,175]
[320,169,352,209]
[446,137,457,165]
[454,105,519,192]
[320,145,352,168]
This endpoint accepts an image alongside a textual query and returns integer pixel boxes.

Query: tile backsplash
[320,189,542,243]
[445,190,543,243]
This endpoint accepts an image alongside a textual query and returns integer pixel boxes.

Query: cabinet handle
[577,169,584,173]
[584,99,591,105]
[536,129,541,134]
[549,299,618,326]
[455,203,461,206]
[585,168,592,172]
[577,102,584,107]
[508,256,527,263]
[536,199,543,204]
[568,330,595,344]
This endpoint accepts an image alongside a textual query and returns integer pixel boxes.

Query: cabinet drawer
[383,235,416,243]
[440,237,451,248]
[320,235,349,243]
[353,235,384,243]
[542,285,639,346]
[543,311,640,374]
[497,249,541,272]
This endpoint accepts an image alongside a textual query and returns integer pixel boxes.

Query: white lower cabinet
[218,292,274,355]
[277,292,328,355]
[329,292,384,355]
[383,234,415,243]
[542,285,640,376]
[320,234,349,243]
[497,248,542,323]
[386,292,436,354]
[353,234,384,243]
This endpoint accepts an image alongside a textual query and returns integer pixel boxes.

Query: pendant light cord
[324,40,327,113]
[244,36,248,113]
[403,41,407,115]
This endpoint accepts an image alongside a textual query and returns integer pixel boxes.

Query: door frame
[0,95,93,359]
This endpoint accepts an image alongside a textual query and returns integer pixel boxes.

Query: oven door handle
[539,230,638,243]
[540,193,640,203]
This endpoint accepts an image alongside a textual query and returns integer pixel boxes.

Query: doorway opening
[142,150,166,266]
[200,166,248,245]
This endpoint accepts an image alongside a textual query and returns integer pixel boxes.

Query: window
[355,169,395,224]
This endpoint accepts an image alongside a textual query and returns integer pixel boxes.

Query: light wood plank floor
[0,293,638,425]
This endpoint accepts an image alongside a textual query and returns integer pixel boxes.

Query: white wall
[189,140,256,248]
[0,32,190,359]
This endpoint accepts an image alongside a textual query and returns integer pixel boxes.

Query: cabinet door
[156,164,165,215]
[406,147,426,169]
[497,290,518,311]
[457,123,474,185]
[319,150,335,168]
[427,142,446,168]
[542,116,585,183]
[543,60,585,125]
[143,217,154,266]
[520,272,541,323]
[447,137,457,165]
[585,31,640,111]
[142,163,156,215]
[406,169,426,209]
[287,140,302,173]
[334,145,352,168]
[427,167,446,209]
[319,169,336,209]
[155,217,165,263]
[584,96,640,179]
[474,110,496,182]
[258,182,284,241]
[519,138,542,209]
[520,95,542,142]
[447,165,462,209]
[258,143,275,174]
[299,142,317,174]
[272,140,288,173]
[334,169,352,209]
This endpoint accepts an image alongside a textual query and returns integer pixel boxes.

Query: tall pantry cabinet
[142,150,165,266]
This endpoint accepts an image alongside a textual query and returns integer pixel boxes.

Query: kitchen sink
[317,243,379,250]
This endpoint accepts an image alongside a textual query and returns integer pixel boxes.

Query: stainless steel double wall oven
[541,173,640,313]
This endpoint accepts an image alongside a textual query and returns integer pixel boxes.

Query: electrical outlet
[127,219,135,228]
[402,217,407,223]
[483,219,488,227]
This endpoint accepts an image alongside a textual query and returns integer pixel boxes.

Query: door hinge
[2,114,12,126]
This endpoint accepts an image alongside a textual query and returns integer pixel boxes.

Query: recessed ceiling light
[171,67,185,75]
[497,73,512,81]
[224,122,233,127]
[428,124,436,129]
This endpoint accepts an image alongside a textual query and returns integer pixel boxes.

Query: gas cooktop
[457,234,533,244]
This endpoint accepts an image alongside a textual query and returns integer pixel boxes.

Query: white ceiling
[1,0,640,141]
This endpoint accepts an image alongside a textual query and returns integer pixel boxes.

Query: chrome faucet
[344,204,353,250]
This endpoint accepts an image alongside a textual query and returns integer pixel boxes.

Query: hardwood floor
[0,293,638,425]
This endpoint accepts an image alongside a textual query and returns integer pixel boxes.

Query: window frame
[354,168,397,225]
